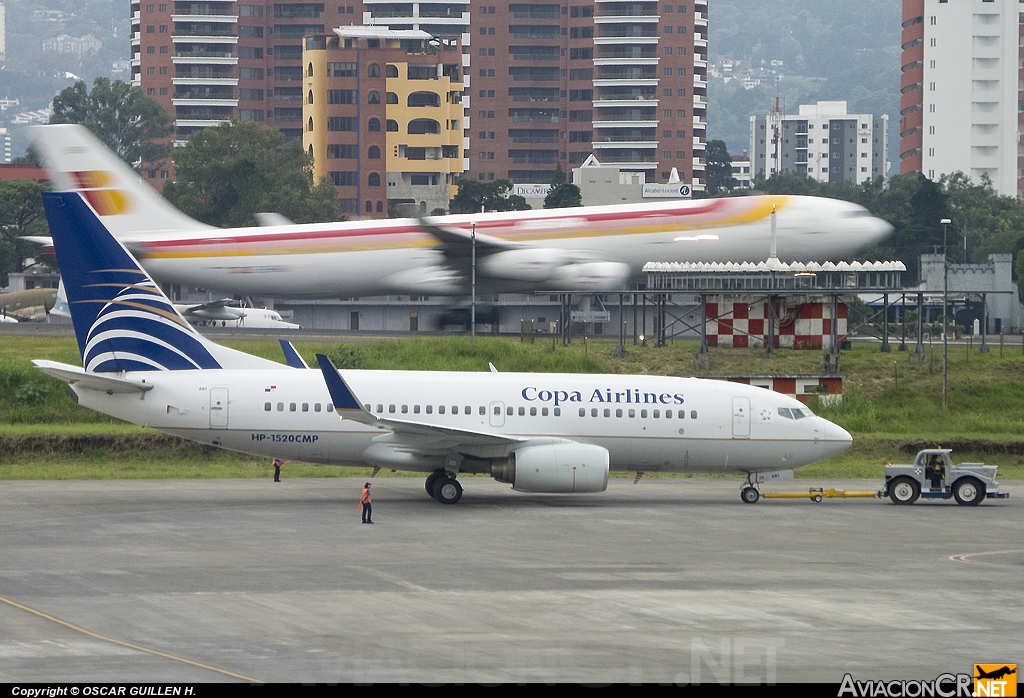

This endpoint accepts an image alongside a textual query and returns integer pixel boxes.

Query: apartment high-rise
[899,0,1021,197]
[133,1,706,199]
[750,101,888,185]
[302,26,464,217]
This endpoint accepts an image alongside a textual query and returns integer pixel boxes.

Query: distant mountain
[707,0,901,175]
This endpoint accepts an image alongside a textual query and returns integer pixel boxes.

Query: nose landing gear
[740,474,760,504]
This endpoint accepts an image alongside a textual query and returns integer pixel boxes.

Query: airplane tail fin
[41,191,278,373]
[31,124,212,239]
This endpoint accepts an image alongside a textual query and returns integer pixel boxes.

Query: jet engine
[491,442,610,493]
[478,248,570,281]
[550,261,631,290]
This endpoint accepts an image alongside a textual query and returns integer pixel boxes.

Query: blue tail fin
[42,191,278,373]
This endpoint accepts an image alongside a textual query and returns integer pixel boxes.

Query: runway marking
[349,566,433,592]
[0,594,262,683]
[949,550,1024,568]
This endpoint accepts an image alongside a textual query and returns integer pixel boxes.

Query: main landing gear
[425,469,463,504]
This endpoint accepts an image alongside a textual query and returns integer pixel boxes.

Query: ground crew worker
[359,482,373,524]
[273,458,284,483]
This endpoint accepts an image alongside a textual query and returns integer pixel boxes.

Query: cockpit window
[778,407,813,419]
[778,407,792,419]
[840,210,872,218]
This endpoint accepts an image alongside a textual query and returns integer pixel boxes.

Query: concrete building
[468,0,706,191]
[302,26,464,216]
[751,101,888,184]
[41,33,103,58]
[919,253,1022,334]
[0,3,6,61]
[899,0,1021,198]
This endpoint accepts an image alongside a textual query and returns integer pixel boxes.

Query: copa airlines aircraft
[34,191,852,504]
[31,125,893,298]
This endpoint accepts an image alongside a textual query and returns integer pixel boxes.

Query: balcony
[174,118,230,128]
[592,140,658,148]
[592,120,658,128]
[594,98,658,108]
[593,15,660,23]
[593,79,658,87]
[173,77,238,85]
[172,98,239,107]
[171,13,237,21]
[173,55,238,64]
[594,36,659,45]
[594,57,659,66]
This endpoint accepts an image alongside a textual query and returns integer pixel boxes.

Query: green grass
[3,334,1024,480]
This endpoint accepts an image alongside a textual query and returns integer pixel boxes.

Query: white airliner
[34,191,852,504]
[174,300,301,330]
[30,125,893,299]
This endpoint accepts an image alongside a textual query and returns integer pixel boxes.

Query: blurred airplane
[32,124,893,299]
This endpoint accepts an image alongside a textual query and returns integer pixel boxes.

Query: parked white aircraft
[31,125,893,299]
[34,191,852,503]
[174,299,301,330]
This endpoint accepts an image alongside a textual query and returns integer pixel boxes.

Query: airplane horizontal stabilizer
[33,360,154,393]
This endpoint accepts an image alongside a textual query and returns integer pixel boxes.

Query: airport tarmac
[1,476,1021,684]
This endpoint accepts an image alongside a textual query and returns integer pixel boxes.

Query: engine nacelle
[492,443,609,493]
[478,248,570,281]
[550,261,631,290]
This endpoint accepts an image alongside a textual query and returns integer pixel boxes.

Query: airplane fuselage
[133,196,892,297]
[73,368,851,476]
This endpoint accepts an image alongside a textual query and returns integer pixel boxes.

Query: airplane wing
[419,218,521,261]
[317,354,523,448]
[33,360,154,394]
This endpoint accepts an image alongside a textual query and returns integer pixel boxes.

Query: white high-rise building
[0,3,7,61]
[899,0,1021,198]
[750,101,888,185]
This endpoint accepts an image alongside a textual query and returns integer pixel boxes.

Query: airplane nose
[822,419,853,455]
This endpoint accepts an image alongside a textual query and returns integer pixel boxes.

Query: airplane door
[731,397,750,438]
[210,388,229,428]
[489,401,505,427]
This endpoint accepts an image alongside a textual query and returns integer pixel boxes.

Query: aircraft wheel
[424,470,446,498]
[888,476,920,505]
[740,486,760,504]
[432,477,463,505]
[952,477,985,506]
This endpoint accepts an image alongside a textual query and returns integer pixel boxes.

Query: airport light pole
[471,222,477,344]
[941,217,951,410]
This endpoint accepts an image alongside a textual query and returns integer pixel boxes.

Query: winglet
[280,340,309,369]
[316,354,366,413]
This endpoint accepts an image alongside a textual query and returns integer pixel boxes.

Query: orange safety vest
[359,488,372,508]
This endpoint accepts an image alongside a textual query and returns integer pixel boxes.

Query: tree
[449,177,531,214]
[49,78,173,168]
[544,166,582,208]
[0,180,49,286]
[705,140,736,196]
[162,121,341,228]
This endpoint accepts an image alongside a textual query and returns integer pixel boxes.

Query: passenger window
[554,407,560,416]
[302,403,309,412]
[289,403,296,412]
[451,406,459,415]
[414,405,420,414]
[579,408,586,417]
[541,407,548,416]
[628,409,635,418]
[507,406,513,416]
[277,402,284,411]
[426,405,433,414]
[376,404,383,413]
[591,408,598,417]
[389,404,396,413]
[690,410,697,419]
[641,409,648,418]
[616,409,622,418]
[264,402,271,411]
[530,407,537,416]
[479,406,486,416]
[401,405,408,413]
[315,403,322,412]
[665,410,672,418]
[518,407,525,416]
[439,405,446,414]
[465,406,471,415]
[494,406,501,415]
[653,410,660,418]
[327,404,334,412]
[603,408,610,417]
